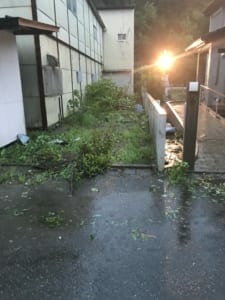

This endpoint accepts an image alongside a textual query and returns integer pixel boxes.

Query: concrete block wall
[142,91,167,171]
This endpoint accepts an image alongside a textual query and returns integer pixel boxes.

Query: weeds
[166,162,189,184]
[40,212,64,228]
[0,79,154,185]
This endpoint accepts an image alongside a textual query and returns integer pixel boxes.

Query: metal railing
[200,85,225,117]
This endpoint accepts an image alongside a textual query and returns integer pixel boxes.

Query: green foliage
[85,79,135,112]
[0,168,16,184]
[76,129,113,178]
[67,89,82,114]
[0,79,154,185]
[40,212,64,228]
[199,179,225,200]
[166,162,189,184]
[115,116,155,164]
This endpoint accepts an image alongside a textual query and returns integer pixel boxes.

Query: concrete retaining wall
[142,90,167,171]
[164,101,184,133]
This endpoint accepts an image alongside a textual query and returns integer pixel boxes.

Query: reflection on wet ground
[0,169,225,299]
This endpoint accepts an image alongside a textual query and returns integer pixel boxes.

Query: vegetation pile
[0,80,154,185]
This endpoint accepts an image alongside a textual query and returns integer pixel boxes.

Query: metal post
[183,82,200,170]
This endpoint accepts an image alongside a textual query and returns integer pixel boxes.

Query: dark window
[118,33,126,41]
[76,71,82,83]
[67,0,77,15]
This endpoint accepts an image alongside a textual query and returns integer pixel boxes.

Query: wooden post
[183,82,200,170]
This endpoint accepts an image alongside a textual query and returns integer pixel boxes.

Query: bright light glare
[156,51,174,71]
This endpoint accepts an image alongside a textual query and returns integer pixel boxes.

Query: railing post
[183,82,200,170]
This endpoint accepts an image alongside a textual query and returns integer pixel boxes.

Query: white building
[0,0,135,133]
[94,0,135,94]
[0,0,105,129]
[186,0,225,99]
[0,17,58,147]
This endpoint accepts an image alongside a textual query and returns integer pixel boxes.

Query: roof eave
[0,17,59,35]
[204,0,225,16]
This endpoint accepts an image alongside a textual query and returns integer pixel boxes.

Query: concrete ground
[1,169,225,299]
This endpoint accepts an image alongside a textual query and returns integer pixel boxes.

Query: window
[93,25,97,41]
[76,71,82,83]
[118,33,127,41]
[67,0,77,15]
[91,73,97,83]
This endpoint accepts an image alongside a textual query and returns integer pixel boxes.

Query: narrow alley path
[1,169,225,299]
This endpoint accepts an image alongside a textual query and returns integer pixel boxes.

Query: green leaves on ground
[0,80,154,185]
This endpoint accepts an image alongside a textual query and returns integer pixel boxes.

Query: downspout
[196,51,200,82]
[83,2,88,85]
[67,4,74,97]
[54,0,64,123]
[31,0,48,129]
[76,11,83,98]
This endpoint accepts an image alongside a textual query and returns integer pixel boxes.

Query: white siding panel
[71,50,79,70]
[46,96,60,126]
[0,0,30,7]
[39,35,58,66]
[72,71,79,90]
[16,35,36,65]
[0,7,32,18]
[62,70,72,93]
[77,0,84,22]
[58,27,69,44]
[68,12,78,37]
[37,10,55,26]
[70,35,79,49]
[59,44,71,69]
[36,0,55,20]
[55,0,68,30]
[0,31,26,147]
[62,93,72,117]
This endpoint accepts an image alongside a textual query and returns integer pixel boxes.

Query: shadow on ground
[0,169,225,299]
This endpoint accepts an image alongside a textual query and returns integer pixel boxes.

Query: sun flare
[156,51,174,71]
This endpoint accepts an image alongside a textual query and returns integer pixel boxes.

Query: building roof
[87,0,106,28]
[204,0,225,16]
[92,0,135,10]
[0,17,59,35]
[186,25,225,52]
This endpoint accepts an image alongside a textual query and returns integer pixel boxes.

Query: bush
[85,79,135,112]
[76,129,113,178]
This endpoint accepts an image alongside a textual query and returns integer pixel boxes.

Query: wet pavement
[1,169,225,299]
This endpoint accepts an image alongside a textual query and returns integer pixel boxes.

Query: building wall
[0,0,42,128]
[98,8,134,94]
[0,31,26,148]
[207,5,225,101]
[36,0,104,127]
[0,0,104,128]
[209,6,225,32]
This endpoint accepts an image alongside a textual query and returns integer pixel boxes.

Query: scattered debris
[90,234,96,240]
[40,212,64,228]
[166,123,176,134]
[134,104,144,113]
[17,134,30,145]
[49,139,68,146]
[131,229,156,241]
